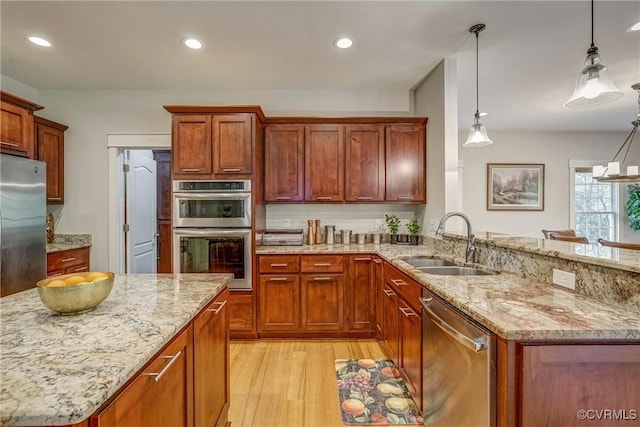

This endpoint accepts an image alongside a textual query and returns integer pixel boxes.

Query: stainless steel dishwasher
[420,291,496,427]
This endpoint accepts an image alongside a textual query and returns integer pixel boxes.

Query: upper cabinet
[164,106,265,181]
[264,118,427,204]
[264,124,305,202]
[385,124,426,203]
[35,116,68,204]
[304,124,344,202]
[0,91,44,159]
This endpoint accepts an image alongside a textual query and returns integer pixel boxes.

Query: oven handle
[173,228,252,237]
[174,193,250,201]
[420,297,485,353]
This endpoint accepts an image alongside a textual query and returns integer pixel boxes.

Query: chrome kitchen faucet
[435,212,476,264]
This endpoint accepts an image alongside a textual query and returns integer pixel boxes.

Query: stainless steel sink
[416,266,494,276]
[402,257,455,268]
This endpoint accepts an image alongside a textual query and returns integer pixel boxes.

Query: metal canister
[356,233,366,245]
[325,225,336,245]
[341,229,352,245]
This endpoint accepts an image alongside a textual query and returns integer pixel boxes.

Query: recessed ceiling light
[627,21,640,32]
[26,35,51,47]
[333,37,353,49]
[182,38,203,50]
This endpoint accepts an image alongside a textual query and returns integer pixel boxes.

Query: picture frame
[487,163,545,211]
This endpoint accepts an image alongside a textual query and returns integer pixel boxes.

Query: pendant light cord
[590,0,595,48]
[475,30,479,115]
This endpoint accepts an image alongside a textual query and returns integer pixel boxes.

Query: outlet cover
[429,220,439,232]
[552,269,576,290]
[282,218,291,228]
[374,219,384,230]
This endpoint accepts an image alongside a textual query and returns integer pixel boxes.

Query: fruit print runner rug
[335,358,423,425]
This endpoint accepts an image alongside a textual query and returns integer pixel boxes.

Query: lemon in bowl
[36,271,114,315]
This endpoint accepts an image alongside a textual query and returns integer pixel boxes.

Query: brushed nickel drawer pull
[373,259,383,264]
[72,266,88,272]
[354,257,371,261]
[143,350,182,383]
[383,289,396,297]
[316,196,332,200]
[356,196,373,200]
[206,300,227,314]
[61,257,76,263]
[312,277,332,281]
[49,273,63,277]
[275,196,291,200]
[391,279,407,286]
[313,263,331,266]
[269,277,290,282]
[270,263,288,267]
[222,168,241,172]
[399,307,417,317]
[0,141,19,147]
[397,196,414,200]
[48,197,62,201]
[181,168,200,172]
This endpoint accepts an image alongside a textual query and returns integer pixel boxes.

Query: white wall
[459,130,631,239]
[34,88,413,270]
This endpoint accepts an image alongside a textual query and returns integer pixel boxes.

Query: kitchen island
[0,273,232,427]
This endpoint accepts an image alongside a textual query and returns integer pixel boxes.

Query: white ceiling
[1,1,639,132]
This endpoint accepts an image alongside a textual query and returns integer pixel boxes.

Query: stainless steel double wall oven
[172,180,252,290]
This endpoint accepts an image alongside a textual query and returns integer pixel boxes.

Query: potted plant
[385,214,401,243]
[628,184,640,231]
[406,218,421,245]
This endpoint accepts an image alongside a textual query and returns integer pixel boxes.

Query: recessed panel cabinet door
[346,256,376,331]
[382,284,399,361]
[258,275,300,331]
[304,124,344,202]
[172,114,212,178]
[35,118,66,204]
[264,125,305,202]
[301,274,344,331]
[345,125,385,202]
[1,100,35,158]
[385,124,425,203]
[213,114,253,175]
[399,301,422,403]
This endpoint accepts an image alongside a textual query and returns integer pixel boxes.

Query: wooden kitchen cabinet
[194,289,229,427]
[398,298,422,399]
[212,114,253,176]
[304,124,344,202]
[47,247,90,277]
[92,325,194,427]
[35,116,67,204]
[373,257,384,339]
[153,150,172,273]
[345,255,376,332]
[344,125,385,202]
[0,91,43,159]
[264,124,305,202]
[171,114,213,179]
[381,283,400,361]
[301,274,344,331]
[258,273,300,331]
[385,124,426,203]
[228,291,256,339]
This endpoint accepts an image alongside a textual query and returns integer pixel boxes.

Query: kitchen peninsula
[0,273,231,427]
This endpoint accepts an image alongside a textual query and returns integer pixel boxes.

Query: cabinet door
[47,247,90,276]
[399,301,422,403]
[258,274,300,331]
[194,290,229,427]
[301,274,344,331]
[156,221,172,273]
[213,114,253,176]
[344,125,385,202]
[172,114,212,178]
[382,284,399,361]
[304,124,344,202]
[153,150,172,222]
[385,124,425,203]
[1,100,35,158]
[92,326,194,427]
[346,256,375,331]
[373,258,384,339]
[264,125,305,202]
[36,120,65,204]
[228,291,255,337]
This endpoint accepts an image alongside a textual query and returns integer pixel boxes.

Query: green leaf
[387,413,401,424]
[364,396,375,405]
[354,415,367,423]
[349,391,363,400]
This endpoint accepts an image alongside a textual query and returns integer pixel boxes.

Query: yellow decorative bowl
[36,272,114,315]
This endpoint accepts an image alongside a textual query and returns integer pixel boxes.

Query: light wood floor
[229,339,388,427]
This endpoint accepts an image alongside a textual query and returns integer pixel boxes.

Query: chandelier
[593,83,640,183]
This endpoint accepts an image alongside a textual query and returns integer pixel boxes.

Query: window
[573,168,617,242]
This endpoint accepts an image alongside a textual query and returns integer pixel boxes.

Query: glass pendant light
[463,24,493,148]
[564,0,624,108]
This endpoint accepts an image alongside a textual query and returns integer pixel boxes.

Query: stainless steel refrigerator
[0,154,47,297]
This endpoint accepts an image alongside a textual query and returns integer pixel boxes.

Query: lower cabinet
[345,255,376,332]
[91,289,229,427]
[301,274,344,331]
[398,298,422,398]
[258,273,300,331]
[381,284,400,360]
[47,246,90,277]
[92,326,194,427]
[228,291,256,339]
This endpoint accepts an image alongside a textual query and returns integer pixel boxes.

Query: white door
[126,150,157,273]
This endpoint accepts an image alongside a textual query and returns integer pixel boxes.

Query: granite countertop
[46,234,92,253]
[0,273,232,427]
[256,243,640,341]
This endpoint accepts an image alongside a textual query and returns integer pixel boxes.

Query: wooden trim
[0,90,44,111]
[265,116,428,125]
[162,105,266,122]
[34,115,69,131]
[497,338,520,427]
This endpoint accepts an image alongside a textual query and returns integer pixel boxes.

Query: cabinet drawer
[301,255,344,273]
[259,255,299,273]
[47,247,90,272]
[384,263,421,311]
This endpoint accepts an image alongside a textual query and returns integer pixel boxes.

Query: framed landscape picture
[487,163,544,211]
